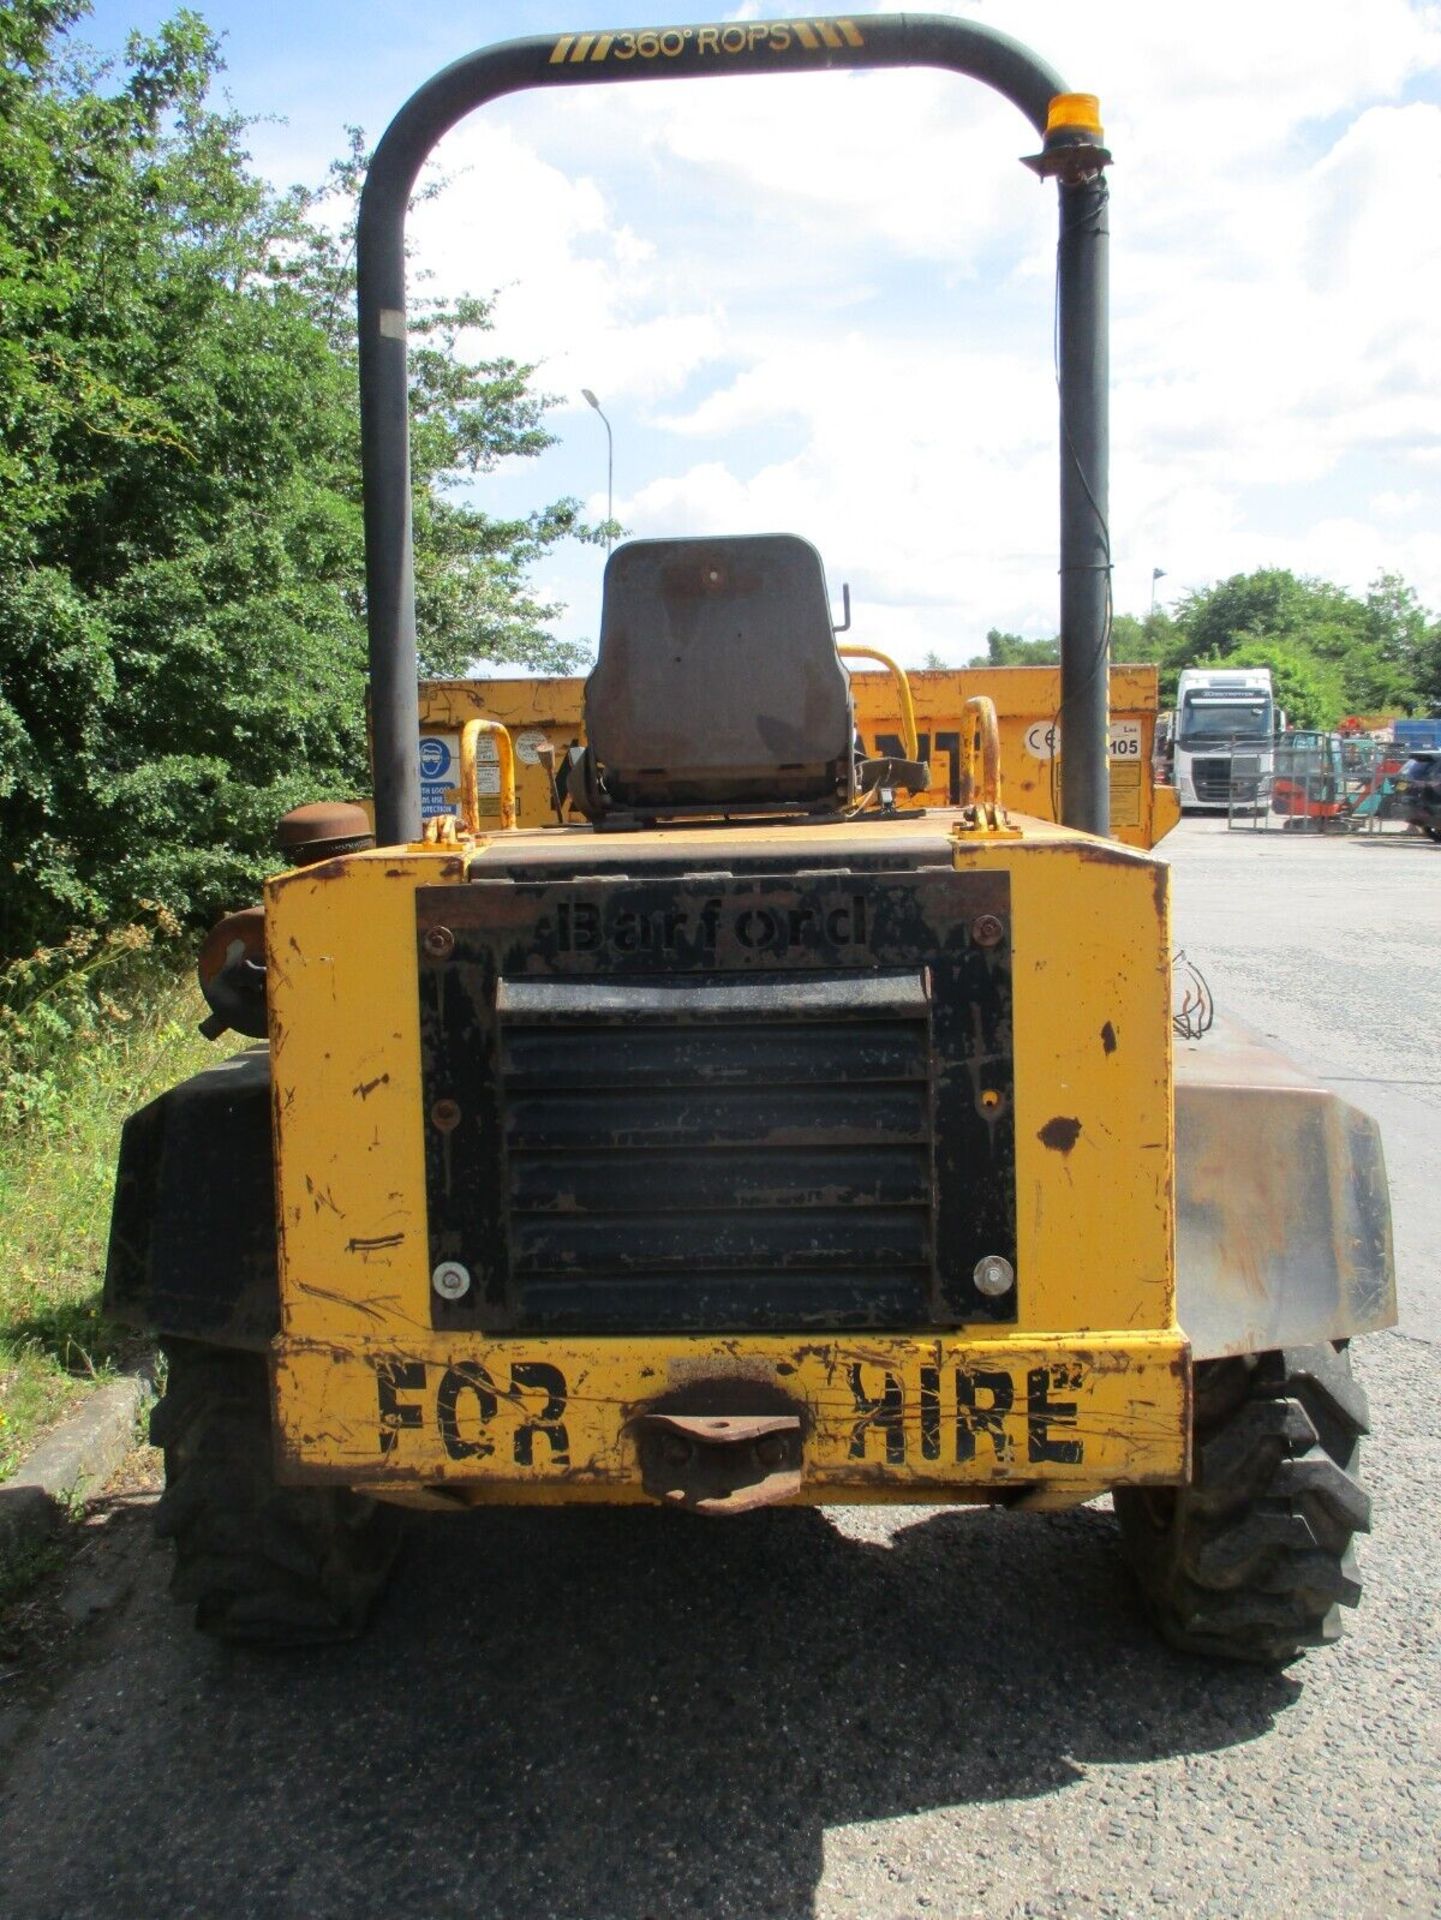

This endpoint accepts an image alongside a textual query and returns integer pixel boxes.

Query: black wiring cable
[1171,949,1215,1041]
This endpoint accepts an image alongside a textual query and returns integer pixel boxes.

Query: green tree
[967,571,1439,718]
[1415,620,1441,713]
[1170,568,1363,662]
[1187,640,1344,730]
[1167,567,1433,719]
[1351,572,1429,713]
[0,3,601,954]
[1110,610,1177,670]
[965,627,1060,668]
[966,613,1175,676]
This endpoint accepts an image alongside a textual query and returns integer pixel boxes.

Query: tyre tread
[152,1339,402,1645]
[1115,1341,1369,1666]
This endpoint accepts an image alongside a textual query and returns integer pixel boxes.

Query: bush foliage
[0,941,212,1477]
[0,2,603,956]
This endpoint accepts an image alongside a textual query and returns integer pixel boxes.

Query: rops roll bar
[358,13,1111,842]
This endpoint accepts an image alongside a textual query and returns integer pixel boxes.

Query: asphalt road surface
[2,817,1437,1920]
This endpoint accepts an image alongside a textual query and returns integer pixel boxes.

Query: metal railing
[1227,736,1408,834]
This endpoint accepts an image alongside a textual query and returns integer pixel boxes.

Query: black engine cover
[417,867,1016,1335]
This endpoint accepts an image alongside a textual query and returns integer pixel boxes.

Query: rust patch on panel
[1075,840,1141,871]
[1038,1115,1082,1154]
[301,855,353,886]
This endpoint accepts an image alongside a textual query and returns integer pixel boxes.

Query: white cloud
[407,119,727,402]
[387,0,1441,658]
[1371,489,1426,519]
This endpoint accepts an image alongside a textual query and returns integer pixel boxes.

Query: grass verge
[0,936,214,1480]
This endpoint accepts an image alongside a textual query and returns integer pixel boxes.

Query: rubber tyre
[151,1339,404,1645]
[1114,1342,1370,1666]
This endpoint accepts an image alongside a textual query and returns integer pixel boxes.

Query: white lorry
[1173,666,1278,811]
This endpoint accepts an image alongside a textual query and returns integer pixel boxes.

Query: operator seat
[579,534,854,816]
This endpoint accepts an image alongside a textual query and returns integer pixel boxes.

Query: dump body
[413,665,1181,852]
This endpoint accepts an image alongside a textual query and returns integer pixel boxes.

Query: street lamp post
[581,388,614,550]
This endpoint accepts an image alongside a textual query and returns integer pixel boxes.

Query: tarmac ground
[1,814,1437,1920]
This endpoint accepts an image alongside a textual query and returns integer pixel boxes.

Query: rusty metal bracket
[460,717,517,833]
[952,695,1019,836]
[634,1412,803,1515]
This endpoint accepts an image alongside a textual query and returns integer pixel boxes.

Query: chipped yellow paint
[413,663,1178,850]
[266,845,458,1346]
[953,824,1176,1333]
[266,812,1180,1496]
[273,1330,1187,1490]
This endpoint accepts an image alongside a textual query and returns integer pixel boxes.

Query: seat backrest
[582,534,853,811]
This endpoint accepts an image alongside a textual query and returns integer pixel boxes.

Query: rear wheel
[151,1339,403,1645]
[1114,1342,1370,1666]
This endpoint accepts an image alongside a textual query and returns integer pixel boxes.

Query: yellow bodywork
[266,812,1187,1501]
[413,663,1181,851]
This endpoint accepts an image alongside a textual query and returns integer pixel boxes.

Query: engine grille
[417,868,1016,1333]
[497,973,933,1331]
[1191,756,1234,803]
[1192,750,1265,805]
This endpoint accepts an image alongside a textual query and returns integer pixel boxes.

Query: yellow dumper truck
[105,15,1393,1664]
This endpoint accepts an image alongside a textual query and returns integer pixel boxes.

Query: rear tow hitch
[635,1412,804,1514]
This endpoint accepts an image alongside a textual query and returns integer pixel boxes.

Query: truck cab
[1173,667,1277,811]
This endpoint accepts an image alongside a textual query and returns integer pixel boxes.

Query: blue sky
[75,2,1441,662]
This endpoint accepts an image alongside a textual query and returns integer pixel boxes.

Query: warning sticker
[419,732,460,817]
[469,729,501,797]
[514,728,551,766]
[1023,719,1145,762]
[1109,759,1142,827]
[418,729,503,814]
